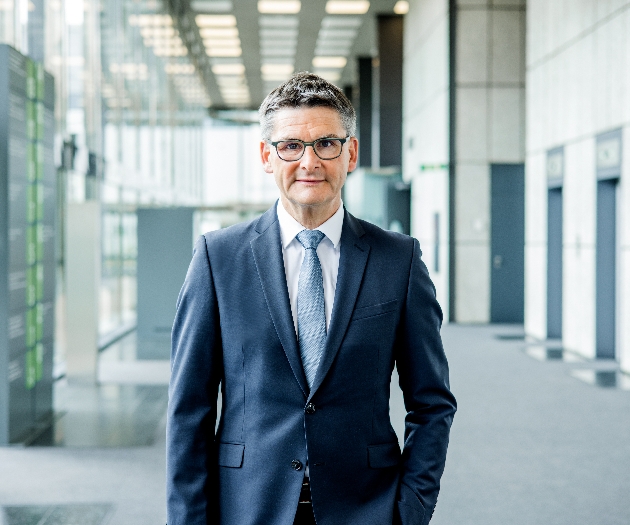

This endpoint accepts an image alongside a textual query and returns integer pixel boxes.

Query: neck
[281,196,340,230]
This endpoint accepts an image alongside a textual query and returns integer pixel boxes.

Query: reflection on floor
[33,331,170,447]
[2,504,112,525]
[31,383,168,447]
[524,344,586,363]
[571,369,630,389]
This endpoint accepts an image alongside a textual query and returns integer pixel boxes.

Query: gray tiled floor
[1,325,629,525]
[2,504,112,525]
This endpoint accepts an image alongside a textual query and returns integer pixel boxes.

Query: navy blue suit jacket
[167,205,456,525]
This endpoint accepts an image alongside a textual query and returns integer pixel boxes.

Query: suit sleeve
[395,238,457,525]
[167,235,222,525]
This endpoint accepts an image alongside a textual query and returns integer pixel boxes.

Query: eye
[317,139,336,149]
[278,141,303,151]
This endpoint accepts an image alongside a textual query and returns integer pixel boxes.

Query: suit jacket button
[305,403,316,414]
[291,460,303,471]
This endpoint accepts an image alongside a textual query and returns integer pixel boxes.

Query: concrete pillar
[357,57,373,168]
[377,15,404,168]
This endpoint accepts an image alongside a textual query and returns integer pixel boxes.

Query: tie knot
[296,229,325,250]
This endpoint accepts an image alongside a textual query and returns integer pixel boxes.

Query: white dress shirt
[276,199,344,335]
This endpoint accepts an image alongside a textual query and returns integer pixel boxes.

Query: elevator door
[547,188,563,338]
[596,179,617,359]
[490,164,525,323]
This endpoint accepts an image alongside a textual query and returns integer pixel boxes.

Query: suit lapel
[309,211,370,399]
[250,206,309,398]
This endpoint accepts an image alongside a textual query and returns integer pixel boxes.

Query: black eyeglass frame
[268,136,350,162]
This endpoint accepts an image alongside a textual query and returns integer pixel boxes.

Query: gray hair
[258,72,356,141]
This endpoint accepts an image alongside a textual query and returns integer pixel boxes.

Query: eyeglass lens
[276,139,343,161]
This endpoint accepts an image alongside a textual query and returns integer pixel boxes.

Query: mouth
[296,179,324,184]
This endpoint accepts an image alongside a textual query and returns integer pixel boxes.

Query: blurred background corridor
[0,0,629,523]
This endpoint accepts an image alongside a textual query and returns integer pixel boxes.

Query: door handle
[493,255,503,269]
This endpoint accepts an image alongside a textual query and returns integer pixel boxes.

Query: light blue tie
[296,229,327,389]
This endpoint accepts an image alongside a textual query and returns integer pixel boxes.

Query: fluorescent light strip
[259,28,298,38]
[258,0,301,13]
[321,16,362,27]
[212,63,245,74]
[261,63,294,75]
[199,27,239,37]
[206,47,242,57]
[261,51,296,58]
[203,38,241,47]
[190,0,233,12]
[261,40,297,48]
[259,15,299,27]
[196,14,236,26]
[129,14,173,26]
[325,1,369,14]
[314,69,341,82]
[312,56,347,68]
[319,28,357,38]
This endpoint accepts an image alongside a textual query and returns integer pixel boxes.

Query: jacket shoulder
[351,215,416,251]
[200,214,262,252]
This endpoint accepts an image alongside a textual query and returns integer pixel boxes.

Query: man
[167,72,456,525]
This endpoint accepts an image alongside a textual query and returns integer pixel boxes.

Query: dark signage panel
[0,45,55,445]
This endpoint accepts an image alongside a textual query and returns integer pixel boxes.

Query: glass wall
[1,0,276,370]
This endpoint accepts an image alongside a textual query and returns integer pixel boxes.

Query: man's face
[260,106,358,213]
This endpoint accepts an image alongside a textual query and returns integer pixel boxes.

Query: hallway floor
[1,325,629,524]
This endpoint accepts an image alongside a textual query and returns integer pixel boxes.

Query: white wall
[403,0,450,319]
[525,0,630,366]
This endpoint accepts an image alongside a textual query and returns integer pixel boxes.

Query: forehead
[270,106,344,139]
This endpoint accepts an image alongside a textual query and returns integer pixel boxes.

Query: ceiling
[152,0,407,112]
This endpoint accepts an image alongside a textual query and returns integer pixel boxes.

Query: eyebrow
[274,134,345,142]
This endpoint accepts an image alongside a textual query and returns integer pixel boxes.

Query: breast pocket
[351,299,398,322]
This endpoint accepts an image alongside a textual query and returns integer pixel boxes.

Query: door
[547,188,563,338]
[490,164,525,323]
[596,179,617,359]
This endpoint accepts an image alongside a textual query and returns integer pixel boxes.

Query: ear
[260,141,274,174]
[347,136,359,173]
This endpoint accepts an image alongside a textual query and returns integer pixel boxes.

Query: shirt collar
[276,199,344,249]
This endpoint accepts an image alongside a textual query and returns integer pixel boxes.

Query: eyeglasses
[269,136,349,162]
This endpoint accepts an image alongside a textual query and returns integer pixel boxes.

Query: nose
[299,144,322,170]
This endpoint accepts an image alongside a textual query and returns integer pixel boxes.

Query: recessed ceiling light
[259,15,299,27]
[203,38,241,47]
[261,63,294,75]
[312,56,347,68]
[393,1,409,14]
[325,1,369,14]
[199,27,239,38]
[259,28,299,38]
[153,47,188,57]
[196,14,236,27]
[258,0,301,13]
[261,39,298,48]
[321,16,362,27]
[206,46,242,57]
[260,47,296,57]
[319,28,357,39]
[190,0,233,12]
[216,73,246,82]
[314,69,341,82]
[315,47,351,56]
[129,14,173,26]
[212,63,245,74]
[316,38,353,46]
